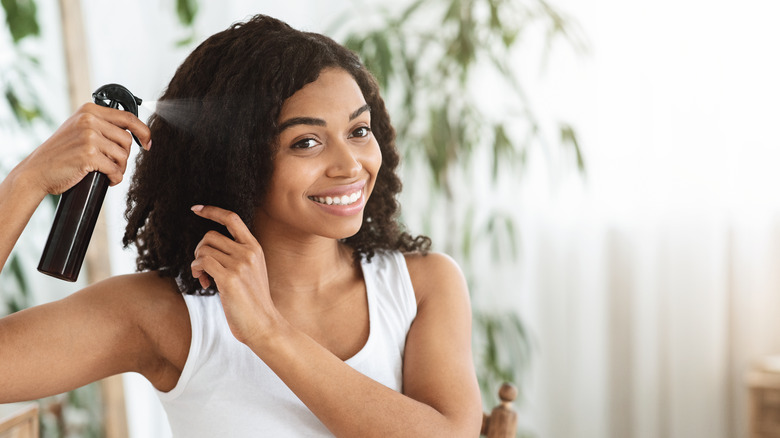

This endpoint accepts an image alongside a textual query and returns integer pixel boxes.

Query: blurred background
[2,0,780,437]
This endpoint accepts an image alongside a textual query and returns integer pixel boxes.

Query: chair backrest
[481,382,518,438]
[0,402,39,438]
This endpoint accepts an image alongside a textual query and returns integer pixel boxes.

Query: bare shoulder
[403,251,468,305]
[75,271,185,321]
[86,271,184,309]
[83,271,189,343]
[400,252,482,429]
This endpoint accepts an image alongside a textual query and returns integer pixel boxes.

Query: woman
[0,14,481,437]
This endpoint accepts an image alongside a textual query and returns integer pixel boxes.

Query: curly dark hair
[122,14,430,295]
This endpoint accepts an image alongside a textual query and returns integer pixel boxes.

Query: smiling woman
[0,13,482,438]
[122,16,427,298]
[264,70,381,237]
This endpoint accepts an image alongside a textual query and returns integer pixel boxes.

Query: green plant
[0,0,50,307]
[174,0,199,45]
[0,0,48,127]
[335,0,586,428]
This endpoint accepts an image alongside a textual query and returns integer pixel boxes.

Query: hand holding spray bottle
[38,84,143,282]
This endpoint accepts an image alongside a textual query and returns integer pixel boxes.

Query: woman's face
[255,68,382,241]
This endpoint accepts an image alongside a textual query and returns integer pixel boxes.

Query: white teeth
[310,189,362,206]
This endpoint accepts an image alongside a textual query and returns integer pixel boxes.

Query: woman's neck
[255,231,356,298]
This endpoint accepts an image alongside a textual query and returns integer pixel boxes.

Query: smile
[308,189,362,206]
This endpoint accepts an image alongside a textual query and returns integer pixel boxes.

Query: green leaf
[447,18,476,80]
[443,0,461,23]
[488,214,519,260]
[349,31,394,91]
[399,0,427,23]
[9,254,28,296]
[20,52,39,65]
[176,0,198,27]
[1,0,40,43]
[488,0,501,30]
[371,31,393,90]
[485,316,498,369]
[475,311,533,389]
[8,299,22,314]
[47,193,59,209]
[502,28,519,47]
[461,206,475,260]
[343,34,365,54]
[425,104,452,189]
[175,33,196,47]
[5,88,42,126]
[504,216,518,259]
[560,123,586,172]
[492,123,513,179]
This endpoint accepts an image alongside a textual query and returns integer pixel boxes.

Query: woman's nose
[326,140,362,178]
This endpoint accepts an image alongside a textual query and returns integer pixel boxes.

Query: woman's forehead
[279,68,367,121]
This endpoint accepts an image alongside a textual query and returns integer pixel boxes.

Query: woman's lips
[308,188,363,206]
[307,181,367,216]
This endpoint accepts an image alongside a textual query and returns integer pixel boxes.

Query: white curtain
[509,0,780,436]
[514,208,780,438]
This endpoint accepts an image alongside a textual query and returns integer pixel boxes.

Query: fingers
[194,231,241,265]
[190,240,250,291]
[95,118,135,153]
[89,148,126,186]
[70,103,150,185]
[190,206,266,292]
[190,205,255,244]
[69,113,130,186]
[86,102,152,150]
[191,256,224,290]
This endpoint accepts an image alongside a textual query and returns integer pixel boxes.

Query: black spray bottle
[38,84,143,281]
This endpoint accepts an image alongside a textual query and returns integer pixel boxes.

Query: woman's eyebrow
[278,116,325,133]
[349,104,371,121]
[278,104,372,133]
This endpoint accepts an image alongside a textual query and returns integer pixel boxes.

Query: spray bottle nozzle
[92,83,143,147]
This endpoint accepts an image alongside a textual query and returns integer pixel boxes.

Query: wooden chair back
[481,382,518,438]
[0,402,39,438]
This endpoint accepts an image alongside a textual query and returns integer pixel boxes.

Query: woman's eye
[351,126,371,138]
[292,138,318,149]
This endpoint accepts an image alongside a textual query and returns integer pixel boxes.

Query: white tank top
[157,250,417,437]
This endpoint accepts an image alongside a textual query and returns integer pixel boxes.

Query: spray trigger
[92,83,144,147]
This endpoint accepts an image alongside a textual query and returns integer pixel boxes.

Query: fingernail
[146,139,152,150]
[191,205,204,212]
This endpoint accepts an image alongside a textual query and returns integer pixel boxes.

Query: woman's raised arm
[0,102,151,270]
[0,104,159,403]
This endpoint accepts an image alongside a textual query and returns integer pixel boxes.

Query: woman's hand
[18,102,151,196]
[190,205,283,345]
